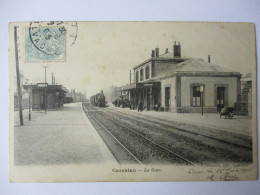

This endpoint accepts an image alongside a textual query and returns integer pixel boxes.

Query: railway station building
[240,73,252,117]
[117,42,241,113]
[23,83,68,110]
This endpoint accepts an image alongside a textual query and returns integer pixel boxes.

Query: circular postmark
[29,21,78,56]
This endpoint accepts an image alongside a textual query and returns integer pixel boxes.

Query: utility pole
[29,83,32,120]
[200,86,204,116]
[201,93,204,116]
[44,66,48,114]
[14,26,23,126]
[130,70,131,84]
[52,73,53,85]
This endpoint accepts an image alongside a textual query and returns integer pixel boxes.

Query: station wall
[160,76,239,113]
[161,77,177,112]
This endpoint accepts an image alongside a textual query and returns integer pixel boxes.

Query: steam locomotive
[90,90,106,107]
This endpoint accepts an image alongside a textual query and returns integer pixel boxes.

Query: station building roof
[23,84,68,93]
[156,58,241,79]
[241,73,252,82]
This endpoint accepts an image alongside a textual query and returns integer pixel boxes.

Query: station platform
[108,104,253,137]
[13,102,117,165]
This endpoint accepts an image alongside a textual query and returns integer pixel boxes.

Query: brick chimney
[173,41,181,58]
[155,47,159,57]
[151,50,155,57]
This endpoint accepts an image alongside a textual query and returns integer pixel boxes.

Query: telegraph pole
[29,83,32,120]
[44,66,48,114]
[201,93,204,116]
[130,70,131,84]
[200,86,204,116]
[14,26,23,126]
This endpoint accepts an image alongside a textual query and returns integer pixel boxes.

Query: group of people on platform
[114,98,161,112]
[129,99,161,112]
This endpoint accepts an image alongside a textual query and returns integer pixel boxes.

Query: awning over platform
[116,83,137,92]
[116,81,160,92]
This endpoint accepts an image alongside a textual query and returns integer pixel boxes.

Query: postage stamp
[24,21,79,62]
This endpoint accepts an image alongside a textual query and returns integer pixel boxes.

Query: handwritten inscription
[188,164,253,181]
[111,164,253,181]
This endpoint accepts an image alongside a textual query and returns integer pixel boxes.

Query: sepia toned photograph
[9,21,257,182]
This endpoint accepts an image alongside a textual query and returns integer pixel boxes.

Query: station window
[192,86,201,107]
[145,66,150,79]
[140,69,144,81]
[136,71,139,83]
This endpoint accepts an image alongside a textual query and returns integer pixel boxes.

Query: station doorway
[165,87,171,110]
[40,94,45,110]
[217,87,226,112]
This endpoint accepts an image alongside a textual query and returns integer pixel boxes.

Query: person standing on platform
[138,100,143,112]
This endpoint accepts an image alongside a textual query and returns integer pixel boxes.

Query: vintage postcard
[9,21,257,182]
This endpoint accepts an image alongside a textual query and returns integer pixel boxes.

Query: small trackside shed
[23,84,68,110]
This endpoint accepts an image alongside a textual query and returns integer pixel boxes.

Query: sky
[12,22,256,98]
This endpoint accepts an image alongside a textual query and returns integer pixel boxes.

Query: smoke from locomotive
[90,90,106,107]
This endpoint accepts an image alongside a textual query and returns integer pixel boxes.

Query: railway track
[83,103,197,165]
[104,107,252,164]
[106,107,252,150]
[85,109,143,164]
[82,103,252,165]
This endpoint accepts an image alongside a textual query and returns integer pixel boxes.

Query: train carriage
[64,96,73,104]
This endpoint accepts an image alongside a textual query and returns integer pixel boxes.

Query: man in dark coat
[138,100,143,112]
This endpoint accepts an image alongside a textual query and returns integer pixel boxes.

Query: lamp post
[200,86,204,116]
[43,66,48,114]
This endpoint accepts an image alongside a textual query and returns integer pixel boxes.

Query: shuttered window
[140,69,144,81]
[192,86,201,107]
[145,66,149,79]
